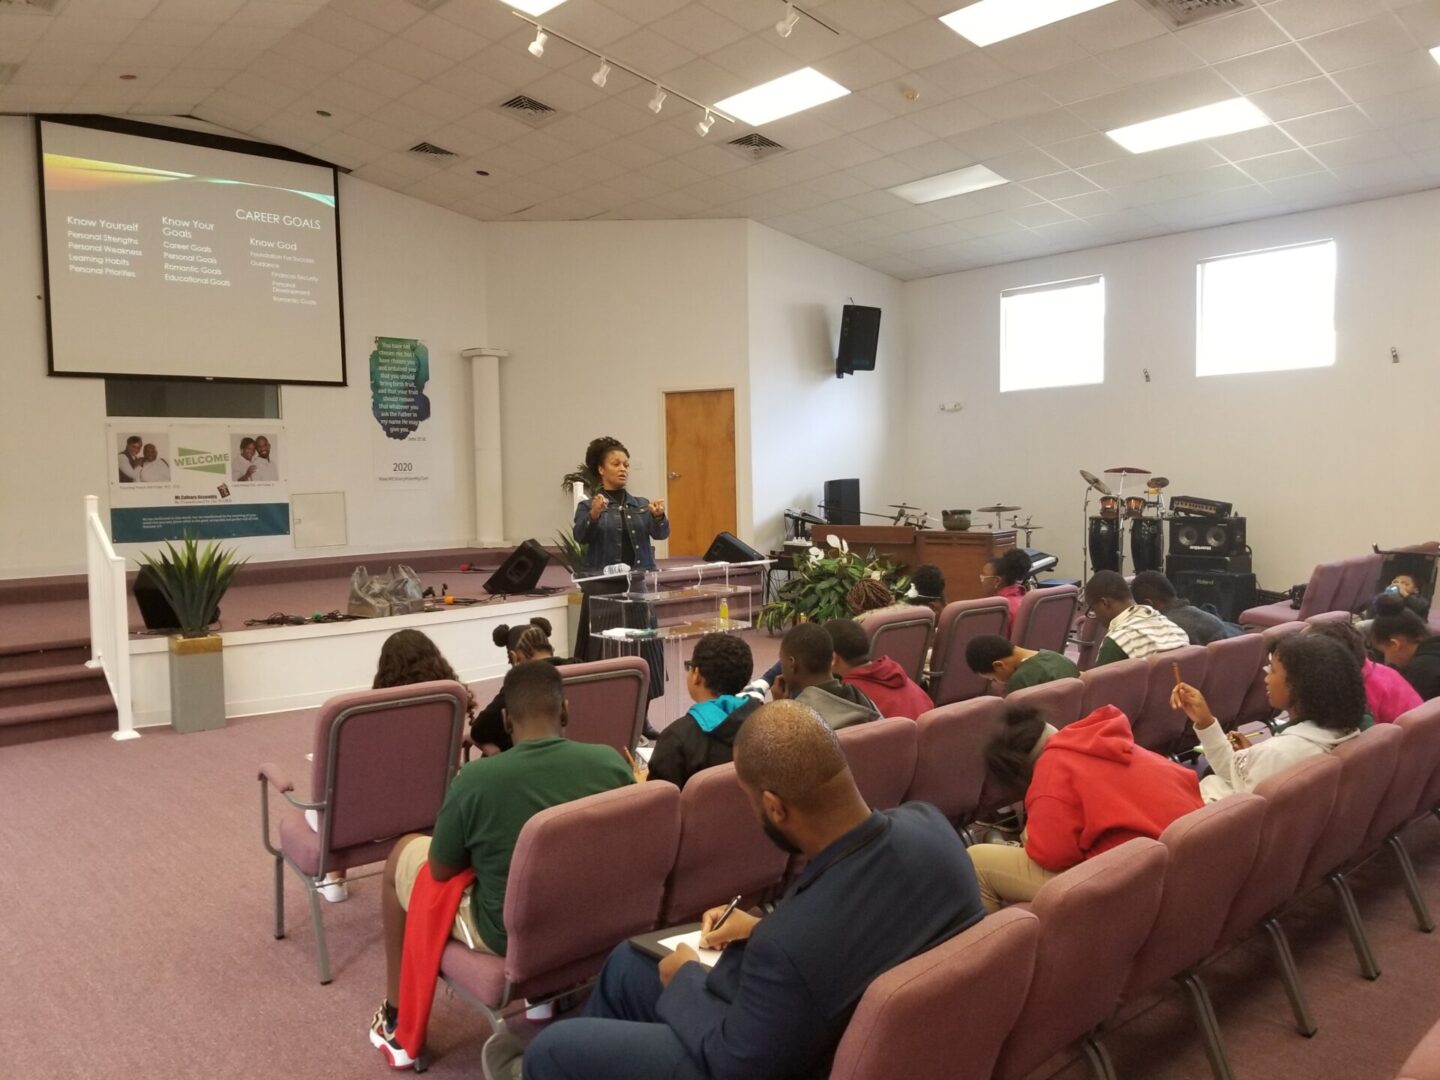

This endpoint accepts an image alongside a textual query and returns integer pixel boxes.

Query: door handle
[667,471,681,480]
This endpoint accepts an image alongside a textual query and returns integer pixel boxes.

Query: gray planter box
[169,635,226,734]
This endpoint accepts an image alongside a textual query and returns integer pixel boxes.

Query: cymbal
[1017,525,1043,531]
[977,504,1021,514]
[1148,476,1170,490]
[887,503,922,510]
[1104,466,1152,474]
[1080,470,1112,496]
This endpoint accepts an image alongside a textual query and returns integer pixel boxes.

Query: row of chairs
[1240,552,1383,628]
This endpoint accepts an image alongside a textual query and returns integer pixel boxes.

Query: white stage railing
[84,495,137,740]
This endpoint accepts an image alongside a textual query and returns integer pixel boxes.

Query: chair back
[1296,561,1345,621]
[1304,610,1351,626]
[929,599,1010,706]
[1079,658,1148,723]
[993,838,1168,1080]
[1009,585,1078,654]
[1410,700,1440,819]
[1335,553,1383,614]
[865,608,936,684]
[1365,700,1440,850]
[1261,621,1307,649]
[1199,633,1265,727]
[559,656,649,754]
[829,908,1040,1080]
[504,782,680,993]
[1220,754,1341,942]
[310,680,468,854]
[836,717,918,810]
[1006,677,1084,729]
[662,763,790,925]
[1131,645,1208,755]
[1298,724,1402,889]
[906,698,1006,825]
[1072,610,1106,672]
[1125,796,1266,997]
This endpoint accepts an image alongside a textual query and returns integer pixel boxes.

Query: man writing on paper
[521,700,985,1080]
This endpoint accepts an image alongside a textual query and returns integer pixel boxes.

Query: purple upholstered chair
[259,679,469,984]
[1335,553,1383,614]
[1130,645,1208,755]
[1304,610,1352,626]
[1072,609,1106,672]
[829,908,1040,1080]
[1008,584,1078,654]
[1199,633,1266,730]
[661,763,789,925]
[1400,1018,1440,1080]
[1006,677,1084,729]
[1217,754,1341,1036]
[1122,796,1266,1080]
[1080,658,1149,725]
[836,717,918,810]
[559,656,650,755]
[1358,701,1440,932]
[1239,560,1346,628]
[864,607,936,684]
[1232,623,1305,729]
[1293,723,1402,980]
[440,782,680,1064]
[928,598,1010,707]
[906,698,1006,827]
[992,838,1169,1080]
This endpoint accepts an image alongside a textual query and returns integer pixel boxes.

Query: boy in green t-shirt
[965,634,1080,693]
[370,661,634,1066]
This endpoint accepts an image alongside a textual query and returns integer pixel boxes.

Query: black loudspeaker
[703,531,764,563]
[484,539,551,595]
[134,565,219,631]
[1169,516,1247,557]
[1172,570,1258,623]
[823,478,860,525]
[1088,516,1119,573]
[1166,552,1252,577]
[1130,519,1164,574]
[836,304,881,376]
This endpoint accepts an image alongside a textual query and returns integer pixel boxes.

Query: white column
[463,347,509,547]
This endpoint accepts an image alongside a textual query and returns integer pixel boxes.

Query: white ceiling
[6,0,1440,280]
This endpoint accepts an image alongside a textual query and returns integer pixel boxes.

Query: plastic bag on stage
[389,565,425,615]
[349,566,392,618]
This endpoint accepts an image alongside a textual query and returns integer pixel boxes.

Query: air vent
[497,94,559,128]
[1141,0,1251,28]
[408,141,456,157]
[725,132,787,162]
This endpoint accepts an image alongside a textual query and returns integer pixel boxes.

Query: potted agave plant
[137,535,245,734]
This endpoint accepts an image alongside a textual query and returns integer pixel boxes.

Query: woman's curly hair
[846,577,895,615]
[584,436,628,479]
[1272,633,1364,733]
[373,628,476,717]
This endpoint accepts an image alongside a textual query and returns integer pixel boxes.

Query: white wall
[902,188,1440,590]
[746,222,907,549]
[484,219,752,551]
[0,115,487,577]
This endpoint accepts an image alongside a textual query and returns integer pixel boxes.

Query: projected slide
[38,118,346,384]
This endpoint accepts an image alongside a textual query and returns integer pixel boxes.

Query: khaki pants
[393,835,496,954]
[967,842,1060,913]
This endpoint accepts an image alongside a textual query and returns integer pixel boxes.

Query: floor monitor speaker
[484,539,551,595]
[703,531,764,563]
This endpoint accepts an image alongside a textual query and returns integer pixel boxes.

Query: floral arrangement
[757,534,910,631]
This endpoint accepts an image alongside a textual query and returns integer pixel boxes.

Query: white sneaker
[319,872,349,903]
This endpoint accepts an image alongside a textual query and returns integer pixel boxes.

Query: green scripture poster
[370,336,432,482]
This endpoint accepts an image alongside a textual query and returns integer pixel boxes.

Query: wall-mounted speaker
[1169,516,1247,557]
[823,478,860,525]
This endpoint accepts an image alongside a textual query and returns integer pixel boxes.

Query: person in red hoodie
[966,701,1203,912]
[826,618,935,720]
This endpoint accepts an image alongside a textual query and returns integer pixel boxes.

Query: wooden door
[663,389,737,557]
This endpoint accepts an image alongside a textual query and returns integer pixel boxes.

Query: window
[105,378,280,419]
[1000,276,1105,392]
[1196,240,1336,377]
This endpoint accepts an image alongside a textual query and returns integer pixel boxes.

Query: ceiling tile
[1095,34,1205,84]
[984,25,1091,78]
[297,8,390,54]
[541,3,641,47]
[1205,123,1298,160]
[1025,57,1125,105]
[812,0,928,39]
[648,4,749,54]
[706,34,803,85]
[331,0,425,34]
[1330,51,1440,104]
[918,50,1015,98]
[605,26,697,76]
[815,44,910,92]
[1263,0,1385,40]
[869,17,974,70]
[1174,7,1290,63]
[398,15,491,64]
[1021,169,1100,200]
[367,36,453,82]
[1005,107,1095,146]
[1279,105,1374,144]
[1363,84,1440,128]
[1045,131,1126,169]
[1300,15,1415,72]
[946,121,1030,160]
[1213,43,1324,93]
[1248,75,1351,121]
[1236,147,1325,183]
[984,146,1067,181]
[964,80,1060,122]
[1306,130,1402,169]
[907,96,991,137]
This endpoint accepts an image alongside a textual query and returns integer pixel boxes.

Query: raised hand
[589,492,608,522]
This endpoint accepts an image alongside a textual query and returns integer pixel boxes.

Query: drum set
[1081,467,1169,576]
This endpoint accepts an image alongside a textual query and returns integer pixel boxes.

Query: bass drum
[1088,516,1120,573]
[1130,519,1164,574]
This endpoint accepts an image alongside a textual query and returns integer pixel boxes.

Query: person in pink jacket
[1309,621,1421,724]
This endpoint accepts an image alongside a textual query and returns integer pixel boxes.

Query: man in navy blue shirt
[521,700,985,1080]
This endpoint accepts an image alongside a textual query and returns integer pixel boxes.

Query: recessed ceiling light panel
[889,164,1008,204]
[499,0,568,15]
[940,0,1121,47]
[714,67,849,125]
[1106,97,1269,154]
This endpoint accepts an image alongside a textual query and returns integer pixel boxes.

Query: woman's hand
[588,493,608,522]
[1170,681,1218,730]
[649,499,665,519]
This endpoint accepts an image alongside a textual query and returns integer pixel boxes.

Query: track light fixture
[527,28,547,58]
[776,3,799,38]
[592,59,610,88]
[695,110,714,137]
[648,84,667,114]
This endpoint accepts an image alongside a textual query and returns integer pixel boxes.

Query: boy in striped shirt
[1085,570,1189,667]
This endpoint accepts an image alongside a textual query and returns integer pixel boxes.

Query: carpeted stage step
[0,638,91,674]
[0,692,118,747]
[0,662,109,707]
[0,639,117,746]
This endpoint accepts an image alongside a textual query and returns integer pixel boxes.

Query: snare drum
[1124,496,1147,519]
[1099,495,1120,520]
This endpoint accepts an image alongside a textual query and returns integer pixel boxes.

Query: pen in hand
[712,894,742,932]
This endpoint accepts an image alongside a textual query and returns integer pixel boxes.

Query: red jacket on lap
[1024,704,1202,873]
[842,656,934,720]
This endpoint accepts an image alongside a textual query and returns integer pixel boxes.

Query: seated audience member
[1371,593,1440,701]
[1369,573,1431,622]
[980,549,1032,623]
[965,634,1079,693]
[1130,570,1230,646]
[520,700,986,1080]
[369,662,632,1069]
[470,618,568,752]
[965,702,1202,912]
[825,618,934,719]
[1085,570,1189,666]
[846,577,909,621]
[772,623,879,729]
[648,633,763,789]
[1172,634,1364,802]
[908,563,947,616]
[1308,620,1419,725]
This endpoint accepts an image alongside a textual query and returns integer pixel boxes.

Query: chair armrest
[258,762,294,794]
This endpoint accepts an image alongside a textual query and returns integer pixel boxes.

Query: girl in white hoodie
[1172,633,1365,802]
